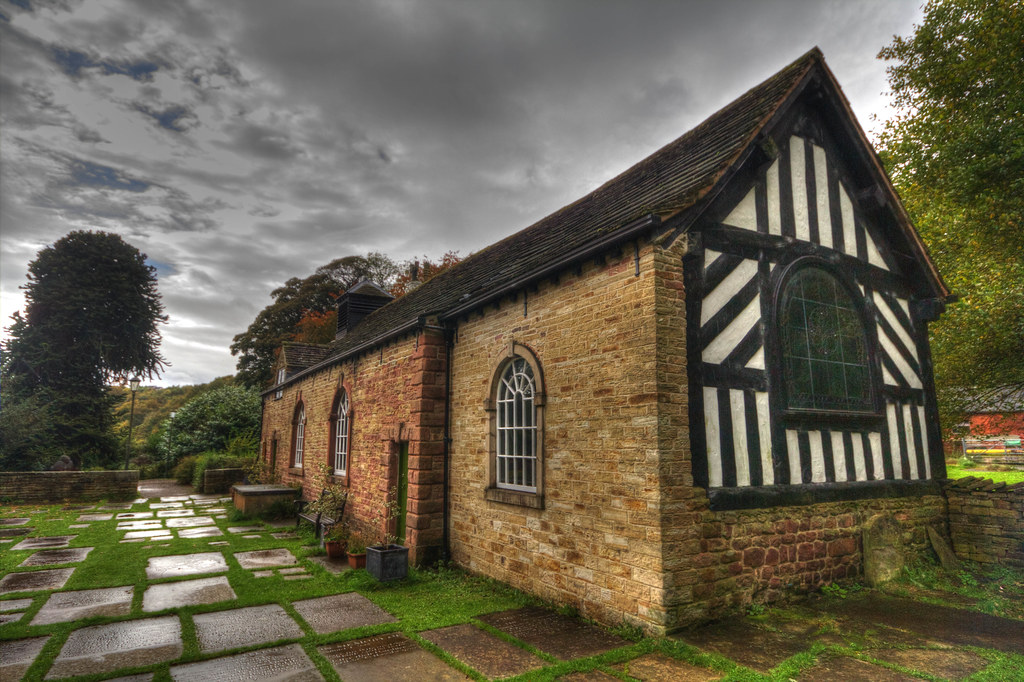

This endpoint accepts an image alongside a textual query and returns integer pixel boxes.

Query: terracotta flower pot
[324,540,345,559]
[347,552,366,569]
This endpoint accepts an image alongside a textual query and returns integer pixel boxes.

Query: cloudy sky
[0,0,923,387]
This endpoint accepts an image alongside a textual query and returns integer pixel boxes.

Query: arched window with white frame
[332,390,350,476]
[496,356,538,492]
[291,402,306,467]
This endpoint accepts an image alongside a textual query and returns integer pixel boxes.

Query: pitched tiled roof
[271,48,823,389]
[281,342,332,371]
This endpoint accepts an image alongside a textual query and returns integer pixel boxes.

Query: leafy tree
[878,0,1024,433]
[388,251,463,297]
[157,385,261,465]
[1,231,166,469]
[231,252,401,388]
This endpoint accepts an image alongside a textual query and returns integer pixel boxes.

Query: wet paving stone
[178,526,224,538]
[194,603,304,652]
[170,643,323,681]
[209,540,229,546]
[228,525,263,533]
[116,511,154,520]
[479,606,627,660]
[117,520,165,530]
[320,631,470,681]
[149,502,183,509]
[156,509,195,518]
[421,623,547,678]
[292,592,397,634]
[146,552,228,579]
[869,648,989,679]
[558,670,621,681]
[31,585,134,625]
[254,570,274,578]
[676,619,811,673]
[278,567,306,575]
[272,531,298,539]
[106,674,154,682]
[77,513,114,521]
[0,597,34,612]
[47,615,182,679]
[142,575,236,612]
[0,527,31,537]
[0,517,30,526]
[0,635,50,680]
[0,611,23,624]
[19,547,93,567]
[0,568,75,595]
[160,496,191,502]
[123,530,174,540]
[796,654,918,681]
[620,653,723,681]
[68,523,90,529]
[166,516,215,528]
[11,535,76,550]
[234,548,298,569]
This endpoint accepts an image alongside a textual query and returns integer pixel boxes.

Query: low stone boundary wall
[203,468,245,494]
[944,477,1024,567]
[0,470,139,503]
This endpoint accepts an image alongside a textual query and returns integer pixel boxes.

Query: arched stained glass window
[333,390,349,475]
[496,357,537,492]
[780,267,872,412]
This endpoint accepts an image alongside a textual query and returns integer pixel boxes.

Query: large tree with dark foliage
[231,252,401,388]
[1,231,166,469]
[878,0,1024,434]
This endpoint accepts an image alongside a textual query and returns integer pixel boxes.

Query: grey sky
[0,0,922,386]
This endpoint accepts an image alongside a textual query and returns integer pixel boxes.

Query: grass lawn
[945,464,1024,485]
[2,494,1023,681]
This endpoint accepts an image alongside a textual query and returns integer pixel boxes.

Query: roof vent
[336,280,393,339]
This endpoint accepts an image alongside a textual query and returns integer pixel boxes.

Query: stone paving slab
[0,611,23,624]
[106,673,154,682]
[178,526,224,538]
[621,653,723,681]
[307,556,350,574]
[143,575,236,612]
[169,643,323,681]
[0,527,31,537]
[320,631,470,681]
[78,513,114,521]
[0,517,30,525]
[116,512,154,520]
[0,635,50,680]
[292,592,397,634]
[0,597,34,612]
[123,529,174,540]
[676,619,811,673]
[228,525,263,533]
[166,516,215,528]
[149,502,184,509]
[796,655,919,681]
[118,520,165,530]
[479,606,627,660]
[68,523,90,529]
[869,647,989,679]
[160,495,192,502]
[31,585,134,625]
[98,503,134,510]
[146,552,228,579]
[11,535,76,550]
[559,671,621,681]
[156,509,195,518]
[421,623,547,679]
[234,548,298,569]
[0,568,75,595]
[19,547,93,567]
[194,603,304,652]
[47,615,182,679]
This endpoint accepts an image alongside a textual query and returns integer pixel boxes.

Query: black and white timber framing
[685,97,949,509]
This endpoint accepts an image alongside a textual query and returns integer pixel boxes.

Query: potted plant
[346,533,367,569]
[323,523,348,559]
[366,489,409,582]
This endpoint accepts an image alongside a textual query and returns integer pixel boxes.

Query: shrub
[191,451,251,489]
[173,455,198,485]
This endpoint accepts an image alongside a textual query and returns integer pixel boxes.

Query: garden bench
[296,488,346,539]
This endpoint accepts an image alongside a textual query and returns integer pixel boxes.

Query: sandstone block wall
[203,468,245,494]
[0,471,139,503]
[448,241,666,632]
[945,477,1024,567]
[260,329,447,564]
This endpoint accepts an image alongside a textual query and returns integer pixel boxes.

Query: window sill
[485,487,544,509]
[287,467,304,477]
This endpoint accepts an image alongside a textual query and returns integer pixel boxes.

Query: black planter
[366,544,409,581]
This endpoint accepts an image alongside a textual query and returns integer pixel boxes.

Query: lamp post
[123,376,141,470]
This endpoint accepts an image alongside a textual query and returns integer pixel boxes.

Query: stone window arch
[329,387,352,479]
[291,401,306,468]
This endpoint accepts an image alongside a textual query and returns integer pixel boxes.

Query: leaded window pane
[496,357,537,492]
[781,268,871,412]
[334,392,349,475]
[294,406,305,467]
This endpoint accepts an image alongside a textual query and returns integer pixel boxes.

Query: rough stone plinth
[19,547,93,567]
[146,552,228,579]
[292,593,397,634]
[421,624,546,679]
[31,585,133,625]
[479,607,626,660]
[143,575,236,612]
[194,604,304,652]
[0,517,30,526]
[622,653,723,681]
[863,513,904,586]
[0,568,75,595]
[78,513,114,521]
[156,509,195,518]
[11,535,75,550]
[0,636,50,680]
[169,643,322,681]
[178,526,224,539]
[320,632,469,681]
[234,548,298,569]
[46,615,182,679]
[166,516,214,528]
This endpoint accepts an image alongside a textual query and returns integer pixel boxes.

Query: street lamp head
[129,376,141,392]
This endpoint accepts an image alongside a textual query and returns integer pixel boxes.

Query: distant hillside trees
[0,231,166,470]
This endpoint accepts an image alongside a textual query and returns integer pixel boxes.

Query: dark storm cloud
[51,46,160,81]
[69,158,149,191]
[134,102,196,132]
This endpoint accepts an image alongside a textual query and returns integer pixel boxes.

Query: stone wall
[944,477,1024,567]
[0,470,139,503]
[448,241,666,632]
[260,329,447,564]
[203,468,245,494]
